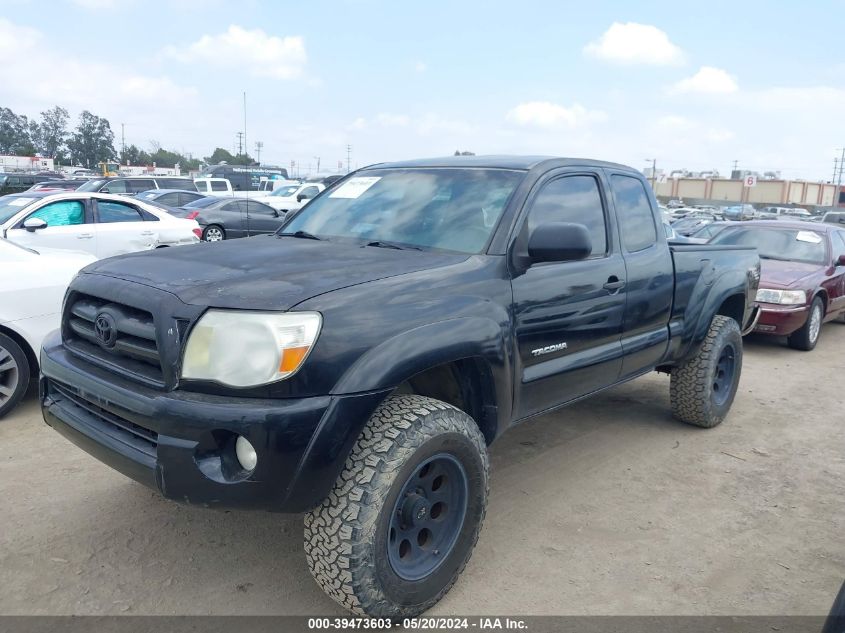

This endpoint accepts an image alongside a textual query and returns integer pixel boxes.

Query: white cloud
[375,113,411,127]
[584,22,684,66]
[163,25,306,80]
[707,128,735,143]
[506,101,607,128]
[671,66,738,94]
[414,61,427,73]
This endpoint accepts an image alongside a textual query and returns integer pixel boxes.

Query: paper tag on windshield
[796,231,821,243]
[329,177,381,199]
[9,198,32,206]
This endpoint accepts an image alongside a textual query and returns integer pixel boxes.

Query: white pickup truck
[195,178,300,199]
[252,182,325,212]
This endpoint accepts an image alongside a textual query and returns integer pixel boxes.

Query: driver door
[6,198,97,255]
[242,201,284,236]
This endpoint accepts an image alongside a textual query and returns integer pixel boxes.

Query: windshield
[711,227,828,264]
[0,196,40,224]
[183,196,221,209]
[271,185,301,197]
[77,179,106,192]
[281,168,523,253]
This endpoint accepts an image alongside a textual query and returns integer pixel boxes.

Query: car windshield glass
[183,197,220,209]
[281,168,523,253]
[711,227,827,264]
[77,179,106,192]
[0,196,40,223]
[271,185,301,197]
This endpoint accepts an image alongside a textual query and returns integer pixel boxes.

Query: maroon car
[710,221,845,350]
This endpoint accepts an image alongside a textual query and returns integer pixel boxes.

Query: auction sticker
[330,177,381,199]
[796,231,821,243]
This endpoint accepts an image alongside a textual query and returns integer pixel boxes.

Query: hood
[759,258,821,289]
[81,235,467,310]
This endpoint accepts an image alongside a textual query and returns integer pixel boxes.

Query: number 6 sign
[744,174,757,187]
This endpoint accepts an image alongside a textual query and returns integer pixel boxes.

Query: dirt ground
[1,328,843,616]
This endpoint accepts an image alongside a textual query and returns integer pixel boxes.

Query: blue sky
[1,0,843,179]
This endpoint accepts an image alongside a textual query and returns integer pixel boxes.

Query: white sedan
[0,240,96,417]
[0,191,200,258]
[253,182,325,212]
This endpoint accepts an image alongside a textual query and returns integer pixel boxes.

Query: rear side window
[611,175,657,252]
[97,200,144,223]
[27,200,85,226]
[211,180,229,192]
[528,175,607,257]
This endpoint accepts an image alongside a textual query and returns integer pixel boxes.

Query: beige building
[651,177,836,207]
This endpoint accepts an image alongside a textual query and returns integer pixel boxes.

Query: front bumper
[40,332,390,512]
[754,303,809,336]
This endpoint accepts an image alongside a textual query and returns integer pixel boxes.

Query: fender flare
[332,316,512,406]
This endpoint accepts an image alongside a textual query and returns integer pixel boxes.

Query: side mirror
[23,217,48,232]
[272,210,280,218]
[837,254,845,266]
[527,222,592,263]
[296,193,307,202]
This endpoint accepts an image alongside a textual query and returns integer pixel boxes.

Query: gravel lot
[1,329,843,616]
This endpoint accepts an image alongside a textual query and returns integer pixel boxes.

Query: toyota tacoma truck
[40,156,760,618]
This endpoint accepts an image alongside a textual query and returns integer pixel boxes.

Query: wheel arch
[332,317,513,443]
[0,324,37,385]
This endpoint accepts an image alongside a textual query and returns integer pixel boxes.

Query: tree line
[0,105,256,172]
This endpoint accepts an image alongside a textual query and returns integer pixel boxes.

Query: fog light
[235,436,257,471]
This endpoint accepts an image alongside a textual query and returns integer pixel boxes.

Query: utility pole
[346,145,352,173]
[835,148,845,207]
[314,156,321,173]
[120,123,125,163]
[243,91,248,165]
[833,157,839,184]
[645,158,657,190]
[236,132,244,156]
[731,159,739,178]
[255,141,263,165]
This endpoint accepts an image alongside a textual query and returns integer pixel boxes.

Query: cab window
[611,175,657,252]
[528,175,607,257]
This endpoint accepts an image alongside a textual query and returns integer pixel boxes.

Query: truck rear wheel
[304,394,489,618]
[670,315,742,428]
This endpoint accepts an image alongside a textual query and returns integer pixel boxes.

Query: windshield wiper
[364,240,421,251]
[278,230,321,240]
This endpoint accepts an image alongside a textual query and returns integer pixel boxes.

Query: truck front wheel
[304,395,489,618]
[670,315,743,428]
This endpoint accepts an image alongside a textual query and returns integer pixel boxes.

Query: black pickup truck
[40,156,760,618]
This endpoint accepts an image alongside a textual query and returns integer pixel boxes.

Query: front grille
[49,380,158,457]
[64,294,165,388]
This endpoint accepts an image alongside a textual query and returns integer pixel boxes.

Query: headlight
[755,288,807,305]
[181,310,321,387]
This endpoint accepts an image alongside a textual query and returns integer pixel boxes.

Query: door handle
[77,233,94,239]
[140,231,155,236]
[603,276,626,292]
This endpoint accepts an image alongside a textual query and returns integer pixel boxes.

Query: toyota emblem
[93,313,117,348]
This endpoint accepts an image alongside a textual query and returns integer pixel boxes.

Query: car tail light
[185,211,200,220]
[192,228,202,239]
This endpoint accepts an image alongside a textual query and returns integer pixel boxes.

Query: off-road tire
[0,333,30,419]
[202,224,225,242]
[670,315,742,428]
[788,297,824,351]
[304,395,489,618]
